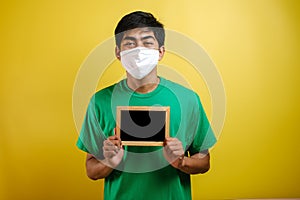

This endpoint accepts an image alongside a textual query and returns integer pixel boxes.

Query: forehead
[122,27,155,39]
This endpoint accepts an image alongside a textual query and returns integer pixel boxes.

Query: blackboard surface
[116,106,170,146]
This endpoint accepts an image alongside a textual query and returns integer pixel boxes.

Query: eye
[144,42,154,46]
[124,42,136,47]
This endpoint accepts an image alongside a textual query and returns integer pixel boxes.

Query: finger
[105,146,121,157]
[168,147,184,154]
[103,150,117,158]
[164,137,173,145]
[108,135,122,141]
[164,143,184,155]
[165,137,179,142]
[103,137,121,149]
[110,140,121,148]
[164,148,183,159]
[172,150,184,157]
[108,134,117,139]
[103,145,120,152]
[108,136,122,148]
[165,143,183,152]
[103,140,114,147]
[165,138,182,146]
[163,146,172,155]
[166,141,182,148]
[167,139,182,145]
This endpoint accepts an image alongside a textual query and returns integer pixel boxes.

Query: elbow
[86,168,103,180]
[198,164,210,174]
[87,171,99,180]
[198,153,211,174]
[87,173,99,181]
[85,154,108,180]
[194,162,210,174]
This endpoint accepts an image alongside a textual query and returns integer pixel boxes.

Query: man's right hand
[102,135,124,168]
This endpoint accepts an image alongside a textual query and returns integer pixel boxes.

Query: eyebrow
[123,36,136,41]
[123,35,156,41]
[141,35,155,40]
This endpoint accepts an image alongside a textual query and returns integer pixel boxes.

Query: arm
[178,151,210,174]
[86,135,124,180]
[86,153,114,180]
[163,137,210,174]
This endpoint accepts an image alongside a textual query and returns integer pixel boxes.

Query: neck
[126,70,160,94]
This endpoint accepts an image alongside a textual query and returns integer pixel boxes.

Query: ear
[115,46,121,61]
[158,46,165,61]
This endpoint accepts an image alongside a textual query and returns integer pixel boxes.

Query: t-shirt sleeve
[188,94,217,155]
[76,96,107,159]
[76,135,89,152]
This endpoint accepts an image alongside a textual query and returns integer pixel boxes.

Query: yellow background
[1,0,300,199]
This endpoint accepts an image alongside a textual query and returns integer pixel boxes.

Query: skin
[86,27,211,180]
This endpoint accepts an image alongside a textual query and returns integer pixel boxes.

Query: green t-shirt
[77,77,216,200]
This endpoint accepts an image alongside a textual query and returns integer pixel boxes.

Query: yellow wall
[1,0,300,199]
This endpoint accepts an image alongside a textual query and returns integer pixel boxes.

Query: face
[115,27,165,61]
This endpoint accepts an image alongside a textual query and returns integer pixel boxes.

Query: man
[77,11,216,200]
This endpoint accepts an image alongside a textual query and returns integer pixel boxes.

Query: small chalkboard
[116,106,170,146]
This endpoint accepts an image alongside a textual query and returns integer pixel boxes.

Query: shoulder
[93,80,124,99]
[94,84,116,98]
[162,77,200,100]
[88,81,123,107]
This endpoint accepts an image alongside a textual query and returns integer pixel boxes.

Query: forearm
[86,155,114,180]
[86,136,124,180]
[177,153,210,174]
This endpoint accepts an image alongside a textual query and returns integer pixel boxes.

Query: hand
[102,135,124,168]
[163,137,185,169]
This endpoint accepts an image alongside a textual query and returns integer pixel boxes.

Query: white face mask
[120,47,159,80]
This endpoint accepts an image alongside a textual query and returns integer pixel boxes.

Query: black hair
[114,11,165,48]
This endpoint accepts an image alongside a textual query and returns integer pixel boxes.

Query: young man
[77,11,216,200]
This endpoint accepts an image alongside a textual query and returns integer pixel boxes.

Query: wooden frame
[116,106,170,146]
